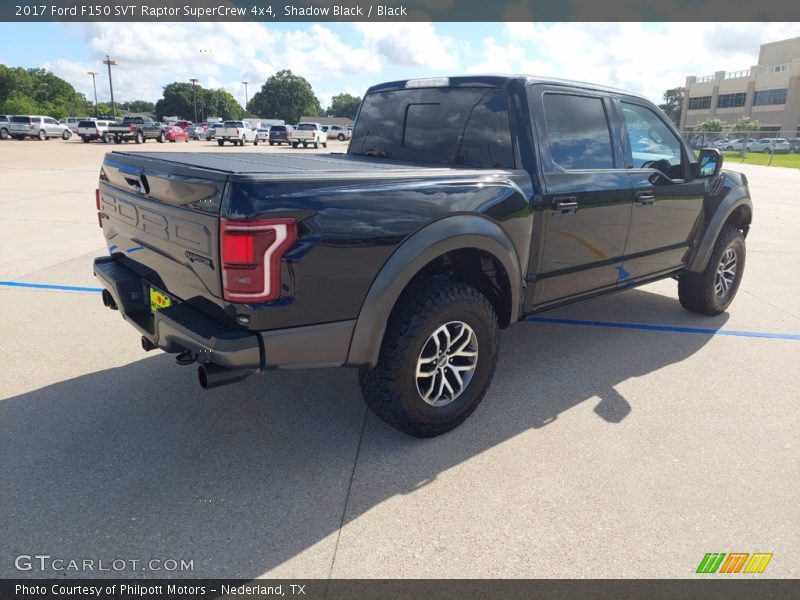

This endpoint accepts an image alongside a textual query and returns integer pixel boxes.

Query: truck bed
[108,151,501,181]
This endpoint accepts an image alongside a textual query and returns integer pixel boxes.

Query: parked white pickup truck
[289,122,327,148]
[217,120,258,146]
[77,119,113,143]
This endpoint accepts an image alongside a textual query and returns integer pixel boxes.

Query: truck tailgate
[99,152,227,305]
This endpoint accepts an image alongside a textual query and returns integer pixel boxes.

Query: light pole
[189,78,199,123]
[88,71,99,117]
[242,81,249,110]
[103,55,118,119]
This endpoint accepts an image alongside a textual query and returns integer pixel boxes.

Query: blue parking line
[528,316,800,341]
[0,281,102,293]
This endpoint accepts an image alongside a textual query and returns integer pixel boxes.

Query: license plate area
[149,285,173,313]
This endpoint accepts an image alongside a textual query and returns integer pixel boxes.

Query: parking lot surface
[1,138,798,578]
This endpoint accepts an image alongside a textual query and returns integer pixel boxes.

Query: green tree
[247,70,322,123]
[203,88,245,120]
[120,100,155,113]
[154,82,197,121]
[695,117,725,132]
[0,64,91,118]
[731,116,759,134]
[326,93,361,119]
[658,87,684,127]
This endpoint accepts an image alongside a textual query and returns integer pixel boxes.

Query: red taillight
[129,125,136,132]
[221,218,297,303]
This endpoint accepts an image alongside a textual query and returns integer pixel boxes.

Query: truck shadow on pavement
[0,288,727,578]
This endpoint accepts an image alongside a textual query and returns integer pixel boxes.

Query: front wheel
[157,133,164,143]
[62,130,71,140]
[0,127,8,140]
[678,225,746,315]
[359,279,498,438]
[135,131,143,144]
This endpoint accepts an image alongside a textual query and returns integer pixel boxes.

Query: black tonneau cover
[108,151,500,181]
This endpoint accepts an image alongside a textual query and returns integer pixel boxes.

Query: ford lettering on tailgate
[101,194,212,255]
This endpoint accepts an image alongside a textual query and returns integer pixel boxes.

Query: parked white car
[288,122,327,148]
[216,119,258,146]
[747,138,791,154]
[9,115,72,140]
[77,119,113,143]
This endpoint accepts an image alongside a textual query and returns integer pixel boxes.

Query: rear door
[617,99,704,278]
[99,154,227,305]
[529,86,633,306]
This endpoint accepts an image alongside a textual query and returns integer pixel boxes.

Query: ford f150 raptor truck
[93,75,752,437]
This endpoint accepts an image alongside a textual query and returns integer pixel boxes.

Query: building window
[717,93,747,108]
[688,96,712,110]
[753,89,788,106]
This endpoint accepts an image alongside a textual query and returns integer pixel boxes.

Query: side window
[621,102,683,172]
[542,93,614,170]
[45,118,58,125]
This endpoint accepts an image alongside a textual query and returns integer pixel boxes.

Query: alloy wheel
[416,321,478,407]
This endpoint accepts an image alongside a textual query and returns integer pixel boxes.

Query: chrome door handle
[635,191,655,206]
[552,197,578,215]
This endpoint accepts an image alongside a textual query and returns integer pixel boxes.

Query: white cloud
[353,23,458,69]
[465,23,800,103]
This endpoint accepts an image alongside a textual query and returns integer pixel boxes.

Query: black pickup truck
[108,116,165,144]
[93,76,752,437]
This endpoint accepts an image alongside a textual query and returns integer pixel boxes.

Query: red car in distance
[174,120,192,129]
[164,126,189,143]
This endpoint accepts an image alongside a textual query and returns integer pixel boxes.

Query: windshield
[349,86,514,168]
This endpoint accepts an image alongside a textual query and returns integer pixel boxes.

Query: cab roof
[366,75,649,102]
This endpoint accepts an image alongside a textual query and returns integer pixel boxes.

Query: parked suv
[0,115,10,139]
[267,124,293,145]
[9,115,72,140]
[93,75,751,437]
[77,119,113,143]
[747,138,791,153]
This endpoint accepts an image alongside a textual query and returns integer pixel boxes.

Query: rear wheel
[157,133,164,143]
[102,133,111,143]
[38,129,47,141]
[269,141,274,146]
[678,225,745,315]
[292,142,299,148]
[217,139,225,146]
[359,279,499,437]
[338,134,345,141]
[114,136,122,144]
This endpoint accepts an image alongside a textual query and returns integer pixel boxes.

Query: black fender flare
[346,215,523,368]
[687,188,752,272]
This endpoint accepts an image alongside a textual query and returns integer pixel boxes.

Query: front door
[529,89,633,306]
[618,100,705,277]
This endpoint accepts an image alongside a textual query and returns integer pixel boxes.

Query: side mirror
[695,148,722,179]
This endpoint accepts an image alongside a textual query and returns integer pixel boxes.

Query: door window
[542,93,614,170]
[621,102,683,174]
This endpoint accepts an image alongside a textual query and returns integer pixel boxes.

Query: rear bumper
[93,256,262,370]
[93,255,355,371]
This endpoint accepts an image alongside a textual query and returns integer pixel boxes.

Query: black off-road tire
[678,225,746,315]
[359,279,499,438]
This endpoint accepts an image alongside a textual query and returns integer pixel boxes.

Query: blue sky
[1,22,797,110]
